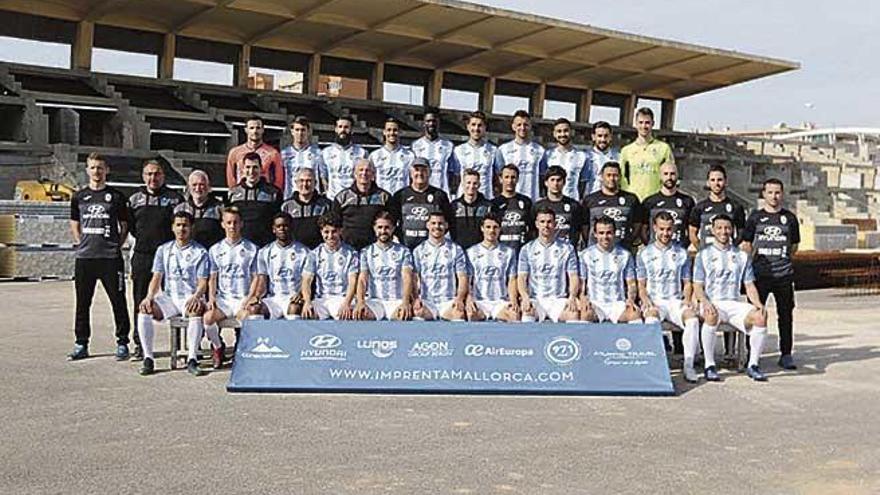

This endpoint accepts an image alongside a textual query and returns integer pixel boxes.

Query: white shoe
[683,366,700,383]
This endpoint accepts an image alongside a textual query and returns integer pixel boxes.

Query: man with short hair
[582,161,645,250]
[638,211,702,382]
[619,107,674,200]
[641,162,695,249]
[136,211,209,376]
[452,111,497,199]
[355,211,415,321]
[332,158,391,250]
[252,212,311,320]
[693,215,769,382]
[496,110,545,199]
[411,107,456,196]
[323,115,367,199]
[388,157,453,250]
[533,166,585,246]
[369,117,415,194]
[742,178,800,370]
[491,164,533,251]
[226,115,283,190]
[175,170,224,248]
[280,168,333,249]
[517,208,580,323]
[281,116,326,198]
[541,118,590,201]
[578,216,641,324]
[301,213,359,320]
[466,213,519,322]
[412,212,469,321]
[228,152,282,247]
[689,164,746,249]
[450,169,493,249]
[68,153,131,361]
[585,121,619,195]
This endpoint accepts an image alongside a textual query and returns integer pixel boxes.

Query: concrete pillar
[530,82,546,119]
[71,21,94,71]
[159,33,176,79]
[577,88,593,123]
[307,53,322,95]
[370,61,385,101]
[236,44,252,88]
[661,99,676,130]
[481,77,496,114]
[425,69,443,108]
[621,94,637,127]
[52,108,80,145]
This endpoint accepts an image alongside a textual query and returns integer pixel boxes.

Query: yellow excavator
[14,179,76,202]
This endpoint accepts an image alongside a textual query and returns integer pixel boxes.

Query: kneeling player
[254,212,311,319]
[518,208,580,322]
[578,216,641,324]
[301,213,359,320]
[637,212,701,382]
[136,211,208,376]
[465,213,519,322]
[412,212,468,320]
[694,214,769,382]
[355,211,415,320]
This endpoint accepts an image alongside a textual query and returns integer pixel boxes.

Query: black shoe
[131,345,144,361]
[778,355,797,370]
[187,359,204,377]
[67,344,89,361]
[115,344,130,361]
[747,365,768,382]
[704,366,721,382]
[139,357,155,376]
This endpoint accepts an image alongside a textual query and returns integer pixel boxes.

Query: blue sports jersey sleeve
[624,252,636,280]
[347,249,360,276]
[151,245,165,273]
[196,250,210,279]
[256,247,270,276]
[402,247,414,270]
[412,245,423,273]
[565,245,578,275]
[743,256,755,284]
[454,244,468,274]
[493,147,505,173]
[682,255,693,281]
[247,246,258,275]
[635,251,647,280]
[303,250,316,276]
[359,249,369,273]
[693,252,705,284]
[517,245,531,275]
[209,247,220,275]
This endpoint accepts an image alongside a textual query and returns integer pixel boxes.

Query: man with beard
[496,110,545,200]
[620,107,674,200]
[388,157,453,250]
[491,164,532,251]
[688,164,746,249]
[369,117,414,194]
[532,166,585,246]
[541,118,590,201]
[332,158,391,250]
[411,107,456,196]
[466,213,520,322]
[450,169,493,249]
[281,168,333,249]
[585,121,619,195]
[641,162,695,249]
[452,111,497,199]
[412,212,469,321]
[578,216,641,324]
[227,152,282,247]
[355,211,415,321]
[226,115,283,190]
[322,115,367,199]
[281,116,326,197]
[175,170,224,248]
[252,212,311,320]
[581,161,644,251]
[301,213,359,321]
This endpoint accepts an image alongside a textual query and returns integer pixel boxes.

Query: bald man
[175,170,225,248]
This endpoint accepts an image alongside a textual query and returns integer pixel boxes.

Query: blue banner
[227,321,674,396]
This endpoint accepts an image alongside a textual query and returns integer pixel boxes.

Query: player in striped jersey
[301,213,359,320]
[497,110,545,200]
[465,213,519,322]
[585,121,619,195]
[517,208,580,323]
[253,212,311,320]
[355,211,415,321]
[369,118,414,194]
[637,211,701,382]
[136,211,209,376]
[281,116,326,198]
[412,212,469,321]
[540,118,591,201]
[693,214,769,382]
[452,111,498,199]
[322,115,367,199]
[578,216,641,324]
[203,207,260,369]
[411,107,456,195]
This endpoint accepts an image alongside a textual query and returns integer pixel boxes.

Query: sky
[1,0,876,131]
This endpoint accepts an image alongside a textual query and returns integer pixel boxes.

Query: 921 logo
[544,336,581,366]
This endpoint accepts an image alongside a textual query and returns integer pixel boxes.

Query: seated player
[203,207,260,369]
[253,212,311,320]
[301,213,359,320]
[517,208,580,322]
[136,211,209,377]
[465,213,520,322]
[578,216,642,324]
[355,211,415,321]
[693,214,769,382]
[637,212,701,383]
[412,212,469,321]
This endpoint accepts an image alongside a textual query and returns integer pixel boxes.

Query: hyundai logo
[410,206,429,216]
[309,334,342,349]
[764,226,782,236]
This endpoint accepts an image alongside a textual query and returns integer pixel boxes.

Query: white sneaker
[683,366,700,383]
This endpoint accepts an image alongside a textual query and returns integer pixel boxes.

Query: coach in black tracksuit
[175,169,224,249]
[228,152,282,247]
[281,168,333,249]
[333,158,392,250]
[128,161,184,357]
[388,157,453,250]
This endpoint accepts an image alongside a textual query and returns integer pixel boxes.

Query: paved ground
[0,281,878,495]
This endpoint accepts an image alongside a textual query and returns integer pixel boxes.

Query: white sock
[204,323,222,348]
[137,313,155,360]
[644,316,660,325]
[627,318,644,324]
[701,323,718,368]
[748,326,767,368]
[682,318,700,368]
[284,314,301,320]
[186,317,203,362]
[521,314,536,323]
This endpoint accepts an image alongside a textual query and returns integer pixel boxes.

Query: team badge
[619,197,625,205]
[105,193,112,202]
[290,251,296,260]
[564,203,571,212]
[726,203,732,213]
[518,200,524,209]
[676,198,682,207]
[781,216,787,224]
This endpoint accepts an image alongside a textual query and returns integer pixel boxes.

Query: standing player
[641,162,695,249]
[450,169,493,249]
[135,212,208,376]
[301,213,359,320]
[491,164,533,251]
[253,213,311,320]
[741,178,800,370]
[541,118,590,201]
[466,213,519,322]
[355,211,415,321]
[578,216,641,324]
[517,208,580,323]
[322,115,367,199]
[533,166,585,246]
[693,215,769,382]
[388,157,453,250]
[280,116,326,198]
[203,207,260,369]
[412,213,469,321]
[175,170,224,249]
[68,153,130,361]
[688,164,746,249]
[369,118,414,194]
[497,110,545,199]
[585,121,619,195]
[582,162,644,250]
[637,212,701,382]
[619,107,674,200]
[280,168,333,249]
[228,152,282,247]
[452,111,497,199]
[226,115,283,190]
[332,158,391,250]
[411,107,456,195]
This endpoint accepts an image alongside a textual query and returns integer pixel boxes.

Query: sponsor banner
[228,321,673,395]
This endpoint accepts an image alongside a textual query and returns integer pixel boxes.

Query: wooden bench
[168,317,240,370]
[661,322,747,371]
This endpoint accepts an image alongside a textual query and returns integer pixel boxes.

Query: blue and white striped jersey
[256,240,311,297]
[360,242,414,300]
[693,243,755,302]
[304,243,360,298]
[467,242,516,301]
[322,142,367,199]
[453,140,498,199]
[209,238,259,300]
[540,146,591,201]
[636,242,691,301]
[497,140,545,199]
[413,238,468,303]
[281,143,325,198]
[411,136,456,194]
[369,145,414,194]
[151,240,209,300]
[585,147,620,194]
[579,244,635,304]
[518,237,578,298]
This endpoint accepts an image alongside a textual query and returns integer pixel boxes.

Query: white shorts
[154,293,191,321]
[313,296,351,320]
[593,301,627,323]
[652,298,688,329]
[263,294,296,319]
[534,297,570,322]
[423,299,457,320]
[707,300,755,333]
[366,298,404,320]
[474,300,509,320]
[215,295,248,319]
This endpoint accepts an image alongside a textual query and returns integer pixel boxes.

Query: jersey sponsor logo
[410,206,430,219]
[603,207,625,221]
[618,197,625,205]
[758,225,787,242]
[544,336,581,366]
[105,193,112,202]
[84,204,109,220]
[503,211,522,223]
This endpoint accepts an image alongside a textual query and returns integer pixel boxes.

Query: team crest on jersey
[781,215,787,224]
[518,200,524,209]
[290,251,296,260]
[105,193,112,202]
[564,203,570,212]
[676,198,682,207]
[618,197,625,205]
[726,203,732,213]
[427,194,434,203]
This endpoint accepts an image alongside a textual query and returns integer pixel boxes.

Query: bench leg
[169,325,180,370]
